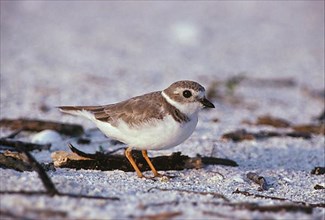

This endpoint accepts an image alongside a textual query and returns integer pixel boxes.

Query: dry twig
[5,143,58,195]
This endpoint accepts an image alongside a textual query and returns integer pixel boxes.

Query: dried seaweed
[0,208,68,220]
[314,184,325,190]
[221,129,311,142]
[14,144,58,196]
[0,138,51,151]
[242,115,324,135]
[51,144,238,172]
[0,143,119,201]
[239,204,312,214]
[0,118,84,136]
[202,203,313,214]
[292,124,325,135]
[255,115,291,128]
[77,137,91,144]
[0,151,32,171]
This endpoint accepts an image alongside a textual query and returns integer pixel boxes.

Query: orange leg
[125,147,144,178]
[142,150,161,177]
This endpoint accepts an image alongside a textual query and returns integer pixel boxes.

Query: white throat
[161,91,200,116]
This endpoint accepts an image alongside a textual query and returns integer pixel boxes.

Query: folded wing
[58,92,165,127]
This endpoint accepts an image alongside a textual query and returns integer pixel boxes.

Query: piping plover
[59,80,214,178]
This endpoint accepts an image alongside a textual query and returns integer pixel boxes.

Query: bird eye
[183,90,192,98]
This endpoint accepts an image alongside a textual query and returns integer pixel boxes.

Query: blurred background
[1,1,324,120]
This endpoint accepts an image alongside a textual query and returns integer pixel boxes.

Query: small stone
[32,130,62,144]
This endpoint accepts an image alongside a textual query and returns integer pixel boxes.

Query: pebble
[31,129,62,144]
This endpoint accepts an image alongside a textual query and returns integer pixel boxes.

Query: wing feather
[58,92,165,127]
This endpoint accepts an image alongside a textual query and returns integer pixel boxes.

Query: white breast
[94,114,198,150]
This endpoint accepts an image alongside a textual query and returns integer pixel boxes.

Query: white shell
[31,129,62,144]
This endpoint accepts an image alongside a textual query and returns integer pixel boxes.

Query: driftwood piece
[0,118,84,136]
[51,144,238,171]
[0,139,51,151]
[221,129,311,142]
[246,172,268,191]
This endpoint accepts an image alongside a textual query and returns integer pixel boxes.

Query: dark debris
[221,129,311,142]
[311,167,325,175]
[51,143,238,172]
[0,118,84,136]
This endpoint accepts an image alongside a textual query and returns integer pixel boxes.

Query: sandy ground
[1,1,324,219]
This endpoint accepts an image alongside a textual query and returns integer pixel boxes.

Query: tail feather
[58,106,97,121]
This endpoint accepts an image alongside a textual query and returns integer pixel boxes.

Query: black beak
[200,97,215,108]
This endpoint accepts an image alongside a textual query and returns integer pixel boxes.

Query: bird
[58,80,215,178]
